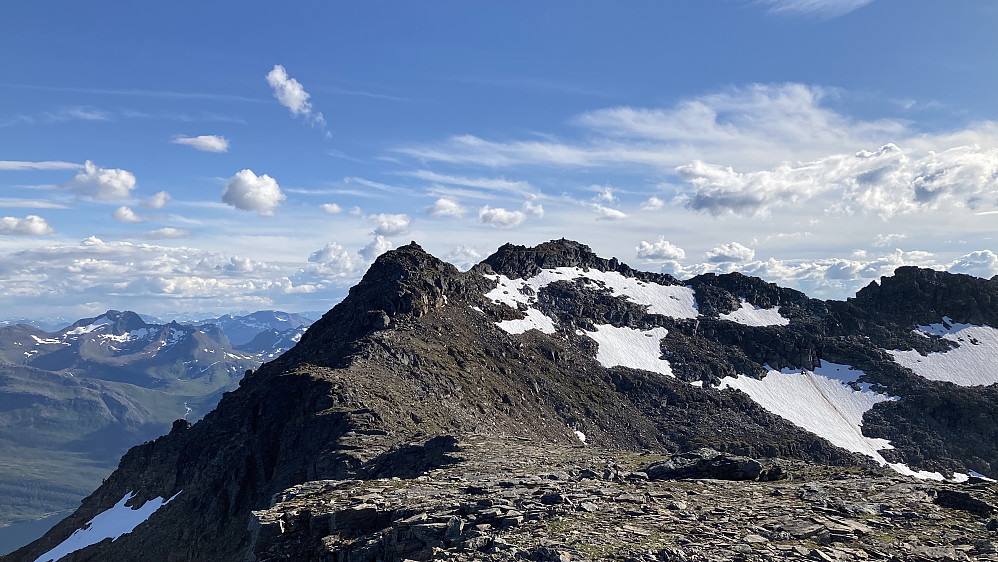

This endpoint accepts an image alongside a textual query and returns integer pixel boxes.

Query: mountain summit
[10,240,998,561]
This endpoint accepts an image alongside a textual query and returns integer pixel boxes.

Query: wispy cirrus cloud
[0,160,82,171]
[755,0,875,18]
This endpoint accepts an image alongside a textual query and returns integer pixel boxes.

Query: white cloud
[636,237,686,260]
[359,235,393,260]
[320,203,342,214]
[408,169,534,196]
[522,200,544,218]
[221,169,285,216]
[0,160,82,171]
[592,203,628,220]
[873,233,907,247]
[640,196,665,210]
[0,215,54,235]
[63,160,137,201]
[307,242,359,276]
[705,242,756,263]
[370,213,413,236]
[142,228,192,239]
[680,142,998,218]
[479,205,526,229]
[143,191,171,209]
[172,135,229,153]
[592,185,617,203]
[948,250,998,280]
[399,84,909,171]
[265,64,328,134]
[444,245,483,271]
[757,0,874,18]
[427,197,466,218]
[349,205,363,216]
[112,206,144,223]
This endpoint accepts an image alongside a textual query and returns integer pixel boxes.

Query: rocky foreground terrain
[7,239,997,561]
[249,434,998,561]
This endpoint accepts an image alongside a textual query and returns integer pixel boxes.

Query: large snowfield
[889,318,998,386]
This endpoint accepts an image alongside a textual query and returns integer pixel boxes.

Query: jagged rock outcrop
[8,240,997,562]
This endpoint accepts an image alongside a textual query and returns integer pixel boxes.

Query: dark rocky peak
[478,239,681,286]
[851,266,998,327]
[279,243,479,368]
[686,272,811,317]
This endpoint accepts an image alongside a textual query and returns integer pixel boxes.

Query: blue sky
[1,0,996,319]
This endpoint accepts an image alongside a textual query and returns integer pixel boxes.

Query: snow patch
[887,463,945,481]
[30,335,65,345]
[888,318,998,386]
[585,325,673,377]
[719,363,895,464]
[485,267,697,335]
[574,430,587,443]
[719,299,789,327]
[496,308,557,335]
[34,491,181,562]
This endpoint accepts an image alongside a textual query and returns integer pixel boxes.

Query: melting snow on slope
[888,317,998,386]
[34,491,181,562]
[584,325,673,377]
[719,299,789,327]
[719,362,895,464]
[496,308,557,335]
[485,268,698,335]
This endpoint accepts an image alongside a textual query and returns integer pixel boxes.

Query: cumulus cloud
[222,169,286,216]
[265,64,328,135]
[427,197,466,218]
[636,237,686,260]
[143,191,172,209]
[479,205,526,229]
[306,242,359,276]
[172,135,229,153]
[62,160,136,201]
[112,206,144,223]
[592,203,628,220]
[705,242,756,263]
[370,213,413,236]
[592,185,616,203]
[444,246,483,271]
[681,143,998,218]
[0,215,54,235]
[640,196,665,210]
[948,250,998,280]
[522,200,544,218]
[359,235,393,260]
[320,203,342,214]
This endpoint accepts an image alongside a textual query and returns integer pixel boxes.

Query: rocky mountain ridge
[8,239,997,561]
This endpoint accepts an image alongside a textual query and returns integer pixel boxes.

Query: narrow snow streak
[888,318,998,386]
[585,325,673,377]
[719,299,789,327]
[35,491,181,562]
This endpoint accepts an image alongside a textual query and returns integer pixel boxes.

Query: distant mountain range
[0,309,313,537]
